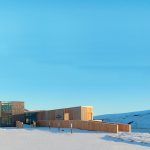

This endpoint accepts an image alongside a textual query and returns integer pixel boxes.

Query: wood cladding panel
[36,106,93,121]
[49,110,55,120]
[81,107,93,121]
[64,109,73,120]
[64,113,69,120]
[118,124,131,132]
[37,120,123,133]
[12,102,24,115]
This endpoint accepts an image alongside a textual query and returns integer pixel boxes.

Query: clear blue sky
[0,0,150,115]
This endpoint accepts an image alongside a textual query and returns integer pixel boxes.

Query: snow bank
[95,110,150,130]
[104,132,150,147]
[0,127,149,150]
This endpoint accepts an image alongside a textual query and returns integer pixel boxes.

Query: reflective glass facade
[0,101,24,127]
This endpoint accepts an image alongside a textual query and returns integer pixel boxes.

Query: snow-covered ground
[0,127,150,150]
[95,110,150,132]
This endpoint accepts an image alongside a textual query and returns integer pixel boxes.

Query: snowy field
[0,127,150,150]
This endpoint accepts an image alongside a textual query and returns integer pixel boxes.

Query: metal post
[58,122,60,132]
[49,121,51,129]
[70,123,72,134]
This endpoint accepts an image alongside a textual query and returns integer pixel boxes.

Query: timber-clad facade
[0,101,24,127]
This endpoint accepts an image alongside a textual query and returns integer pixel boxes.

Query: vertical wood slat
[37,120,121,133]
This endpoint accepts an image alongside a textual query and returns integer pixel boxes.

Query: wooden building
[36,106,93,121]
[0,101,24,127]
[25,106,93,123]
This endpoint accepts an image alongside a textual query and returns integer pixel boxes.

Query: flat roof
[26,106,93,113]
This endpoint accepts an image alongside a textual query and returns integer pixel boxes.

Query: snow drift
[94,110,150,130]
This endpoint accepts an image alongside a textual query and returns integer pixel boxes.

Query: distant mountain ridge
[94,110,150,129]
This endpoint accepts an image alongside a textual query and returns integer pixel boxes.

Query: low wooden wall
[118,124,131,132]
[37,120,119,133]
